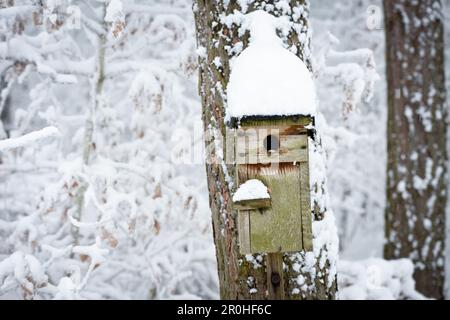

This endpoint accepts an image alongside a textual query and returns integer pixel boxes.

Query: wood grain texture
[239,117,313,128]
[234,198,271,211]
[237,162,252,255]
[250,165,302,253]
[299,161,313,251]
[238,210,251,255]
[238,164,308,253]
[266,253,285,300]
[236,130,308,165]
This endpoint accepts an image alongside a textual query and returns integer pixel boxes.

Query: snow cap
[233,179,270,202]
[226,10,317,120]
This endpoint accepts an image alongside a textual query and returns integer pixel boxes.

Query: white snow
[0,126,60,151]
[105,0,125,38]
[0,251,48,298]
[232,179,270,202]
[105,0,123,23]
[338,258,426,300]
[0,1,219,300]
[226,10,317,120]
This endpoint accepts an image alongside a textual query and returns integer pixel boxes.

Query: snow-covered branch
[0,126,60,151]
[124,4,191,16]
[0,5,38,18]
[315,32,379,117]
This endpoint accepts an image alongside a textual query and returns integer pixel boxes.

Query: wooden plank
[237,165,251,255]
[238,210,251,255]
[299,160,313,252]
[259,135,308,164]
[266,253,285,300]
[238,125,308,136]
[248,164,303,253]
[236,133,259,164]
[236,134,308,165]
[234,198,271,211]
[240,117,313,128]
[225,127,236,165]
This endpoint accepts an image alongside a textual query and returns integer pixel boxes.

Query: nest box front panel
[235,124,313,255]
[236,127,308,165]
[240,165,308,253]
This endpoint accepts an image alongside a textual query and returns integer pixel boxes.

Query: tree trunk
[193,0,338,300]
[73,4,107,247]
[384,0,447,299]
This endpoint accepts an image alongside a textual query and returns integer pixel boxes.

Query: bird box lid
[229,114,314,129]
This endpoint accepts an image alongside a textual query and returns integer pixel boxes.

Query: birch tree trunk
[193,0,338,300]
[384,0,447,299]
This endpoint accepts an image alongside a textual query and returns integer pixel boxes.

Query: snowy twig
[0,5,38,18]
[0,126,60,151]
[124,4,190,16]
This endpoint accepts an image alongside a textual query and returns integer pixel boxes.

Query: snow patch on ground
[339,258,427,300]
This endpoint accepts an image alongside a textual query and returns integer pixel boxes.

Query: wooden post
[266,253,284,300]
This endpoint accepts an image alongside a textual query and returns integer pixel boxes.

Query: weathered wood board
[238,209,251,254]
[266,253,285,300]
[299,160,313,251]
[237,117,313,128]
[237,163,252,254]
[236,132,308,165]
[242,165,301,253]
[234,122,314,255]
[233,198,271,211]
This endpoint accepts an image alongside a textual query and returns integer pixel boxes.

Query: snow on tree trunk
[384,0,447,299]
[193,0,338,300]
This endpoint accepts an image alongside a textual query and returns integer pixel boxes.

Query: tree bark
[194,0,338,300]
[384,0,447,299]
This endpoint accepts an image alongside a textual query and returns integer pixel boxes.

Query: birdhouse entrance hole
[263,135,279,152]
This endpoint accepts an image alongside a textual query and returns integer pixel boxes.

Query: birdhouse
[230,116,314,255]
[225,11,317,255]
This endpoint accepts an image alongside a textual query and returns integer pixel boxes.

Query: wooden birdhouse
[230,116,314,255]
[225,11,317,255]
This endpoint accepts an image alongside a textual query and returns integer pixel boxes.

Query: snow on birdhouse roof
[226,10,317,121]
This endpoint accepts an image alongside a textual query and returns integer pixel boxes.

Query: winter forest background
[0,0,449,300]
